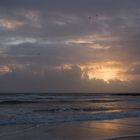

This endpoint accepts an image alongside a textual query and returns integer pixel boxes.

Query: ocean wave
[0,99,120,105]
[0,100,37,105]
[0,110,140,125]
[0,94,121,103]
[33,107,109,113]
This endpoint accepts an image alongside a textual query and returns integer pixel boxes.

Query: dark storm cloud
[0,65,140,93]
[0,0,140,37]
[0,42,111,66]
[0,0,140,12]
[0,65,87,92]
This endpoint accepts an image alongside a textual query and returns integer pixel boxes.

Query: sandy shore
[0,118,139,140]
[108,136,140,140]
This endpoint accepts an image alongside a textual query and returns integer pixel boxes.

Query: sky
[0,0,140,93]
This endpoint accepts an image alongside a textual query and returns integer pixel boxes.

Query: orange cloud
[0,66,12,74]
[81,61,129,82]
[0,19,24,30]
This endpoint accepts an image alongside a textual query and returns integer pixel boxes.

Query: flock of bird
[34,14,99,56]
[88,14,99,24]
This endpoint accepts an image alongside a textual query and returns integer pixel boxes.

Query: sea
[0,93,140,126]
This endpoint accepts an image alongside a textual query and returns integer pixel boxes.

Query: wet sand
[0,118,139,140]
[108,136,140,140]
[109,136,140,140]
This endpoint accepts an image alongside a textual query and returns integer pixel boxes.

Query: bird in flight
[88,14,99,24]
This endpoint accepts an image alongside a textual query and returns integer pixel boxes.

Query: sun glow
[88,67,120,82]
[60,61,129,83]
[81,61,128,83]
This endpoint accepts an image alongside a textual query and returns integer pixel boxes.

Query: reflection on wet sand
[80,118,140,140]
[0,118,139,140]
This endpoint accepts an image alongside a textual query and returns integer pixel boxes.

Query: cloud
[0,0,140,92]
[0,19,24,30]
[0,65,140,93]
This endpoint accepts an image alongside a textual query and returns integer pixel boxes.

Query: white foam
[0,110,140,125]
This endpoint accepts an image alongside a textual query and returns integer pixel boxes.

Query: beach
[0,93,139,140]
[0,0,140,139]
[0,118,140,140]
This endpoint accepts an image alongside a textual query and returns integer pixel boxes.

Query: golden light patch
[0,19,24,30]
[88,67,120,82]
[80,61,129,82]
[62,64,72,70]
[56,62,131,83]
[65,35,116,50]
[0,66,12,74]
[66,38,93,44]
[66,35,116,44]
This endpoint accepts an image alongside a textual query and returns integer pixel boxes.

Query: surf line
[106,134,140,140]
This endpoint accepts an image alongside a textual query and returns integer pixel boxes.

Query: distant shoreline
[0,92,140,96]
[112,93,140,96]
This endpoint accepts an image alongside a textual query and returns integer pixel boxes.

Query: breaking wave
[0,110,140,125]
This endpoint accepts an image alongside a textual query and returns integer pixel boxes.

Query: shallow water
[0,93,140,125]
